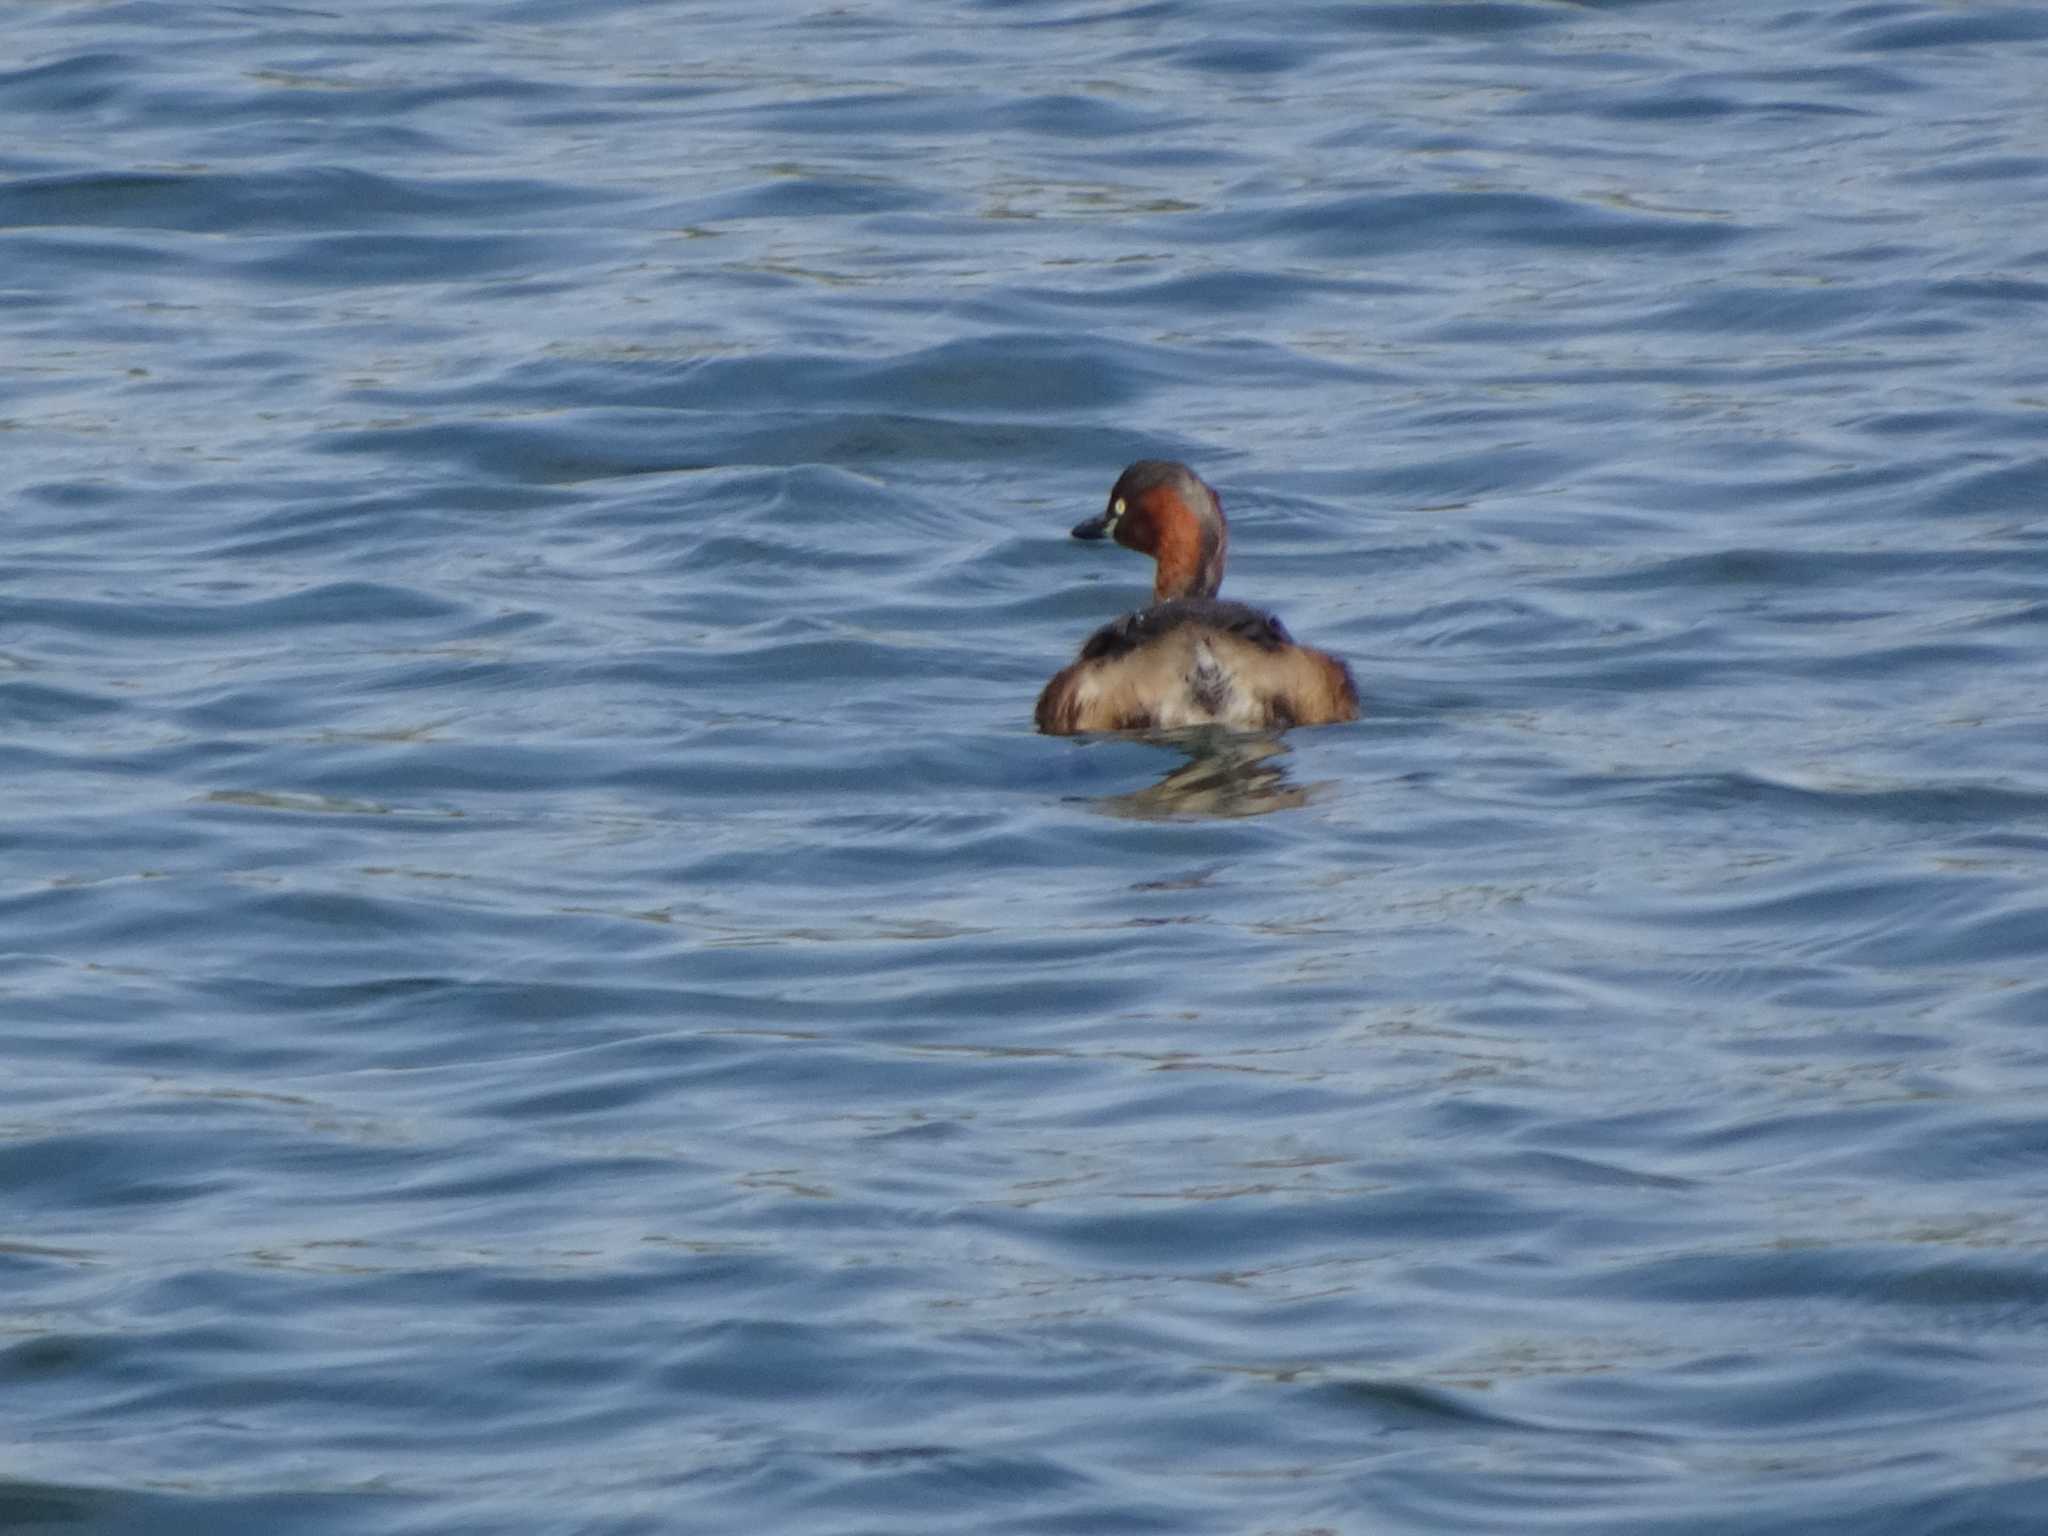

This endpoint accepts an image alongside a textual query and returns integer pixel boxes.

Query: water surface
[5,2,2048,1531]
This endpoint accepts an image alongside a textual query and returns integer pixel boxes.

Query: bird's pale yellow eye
[1107,497,1126,530]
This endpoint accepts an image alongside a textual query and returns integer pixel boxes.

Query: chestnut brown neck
[1130,475,1220,602]
[1142,487,1227,602]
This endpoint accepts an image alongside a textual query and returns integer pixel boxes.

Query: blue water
[6,1,2048,1530]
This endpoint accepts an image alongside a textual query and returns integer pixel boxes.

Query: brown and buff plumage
[1036,463,1359,736]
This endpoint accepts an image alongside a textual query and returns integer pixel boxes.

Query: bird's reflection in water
[1090,731,1321,820]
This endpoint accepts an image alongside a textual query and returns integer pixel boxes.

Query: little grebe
[1036,461,1359,735]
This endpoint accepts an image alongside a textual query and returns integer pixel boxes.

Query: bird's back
[1036,599,1358,734]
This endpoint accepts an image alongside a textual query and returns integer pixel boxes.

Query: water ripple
[5,0,2048,1531]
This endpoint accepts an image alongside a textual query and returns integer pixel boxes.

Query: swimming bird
[1036,460,1359,735]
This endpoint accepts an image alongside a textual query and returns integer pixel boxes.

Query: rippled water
[6,1,2048,1531]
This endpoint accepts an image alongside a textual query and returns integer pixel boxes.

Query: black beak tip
[1070,515,1110,541]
